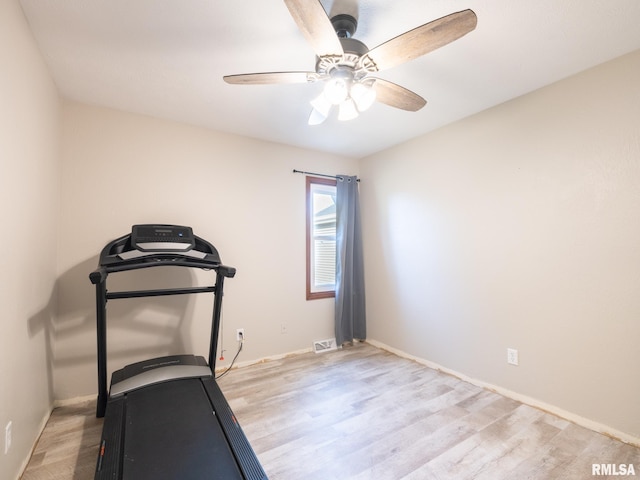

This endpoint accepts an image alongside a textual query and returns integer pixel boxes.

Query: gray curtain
[335,175,366,345]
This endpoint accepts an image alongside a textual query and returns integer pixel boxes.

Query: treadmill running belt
[123,379,243,480]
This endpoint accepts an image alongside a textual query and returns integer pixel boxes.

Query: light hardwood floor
[21,343,639,479]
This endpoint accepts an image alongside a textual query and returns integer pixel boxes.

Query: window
[306,176,337,300]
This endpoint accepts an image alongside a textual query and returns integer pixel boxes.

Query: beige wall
[4,0,639,474]
[55,101,358,400]
[0,1,61,479]
[361,50,640,442]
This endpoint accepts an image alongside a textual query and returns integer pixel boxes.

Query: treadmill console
[131,224,195,252]
[99,224,214,264]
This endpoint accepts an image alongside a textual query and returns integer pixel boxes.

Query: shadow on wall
[29,255,202,399]
[27,282,59,404]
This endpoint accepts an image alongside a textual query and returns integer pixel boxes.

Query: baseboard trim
[54,394,96,408]
[214,346,314,373]
[367,338,640,448]
[16,408,52,480]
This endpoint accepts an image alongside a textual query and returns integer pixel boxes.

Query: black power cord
[215,339,243,380]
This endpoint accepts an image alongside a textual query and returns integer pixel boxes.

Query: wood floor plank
[21,342,639,479]
[21,402,102,480]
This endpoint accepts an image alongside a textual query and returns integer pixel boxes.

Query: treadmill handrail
[90,262,236,284]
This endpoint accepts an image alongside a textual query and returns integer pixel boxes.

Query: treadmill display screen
[131,224,196,252]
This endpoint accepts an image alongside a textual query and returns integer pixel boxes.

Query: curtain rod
[292,169,360,182]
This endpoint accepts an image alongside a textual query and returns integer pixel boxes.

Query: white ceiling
[19,0,640,158]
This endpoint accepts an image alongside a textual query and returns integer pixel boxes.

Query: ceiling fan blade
[365,9,477,71]
[223,71,319,85]
[372,78,427,112]
[283,0,344,58]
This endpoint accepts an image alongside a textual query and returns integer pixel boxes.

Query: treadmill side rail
[203,378,268,480]
[95,397,125,479]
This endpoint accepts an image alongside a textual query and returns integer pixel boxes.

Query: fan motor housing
[331,14,357,38]
[315,36,373,78]
[340,37,368,57]
[314,13,376,77]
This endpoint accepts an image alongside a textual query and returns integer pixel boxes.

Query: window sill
[307,290,335,301]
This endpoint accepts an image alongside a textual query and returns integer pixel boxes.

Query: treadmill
[90,224,267,480]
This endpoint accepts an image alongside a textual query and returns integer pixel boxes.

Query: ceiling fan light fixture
[324,77,349,105]
[338,98,359,121]
[308,107,328,125]
[351,81,376,112]
[324,67,354,105]
[224,7,478,123]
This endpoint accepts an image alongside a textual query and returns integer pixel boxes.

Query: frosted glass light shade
[310,92,332,117]
[308,108,328,125]
[338,98,359,121]
[351,82,376,112]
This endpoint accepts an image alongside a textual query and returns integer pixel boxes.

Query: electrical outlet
[507,348,519,366]
[5,421,12,454]
[280,323,287,334]
[236,328,245,342]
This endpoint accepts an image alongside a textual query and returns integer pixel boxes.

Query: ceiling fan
[223,0,477,125]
